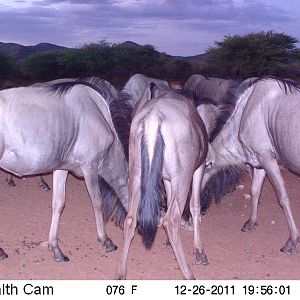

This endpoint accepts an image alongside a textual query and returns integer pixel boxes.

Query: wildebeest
[182,74,244,221]
[121,73,170,108]
[201,77,300,254]
[115,81,208,280]
[0,77,128,261]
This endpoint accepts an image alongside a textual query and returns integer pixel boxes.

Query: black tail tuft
[99,176,127,229]
[137,129,165,249]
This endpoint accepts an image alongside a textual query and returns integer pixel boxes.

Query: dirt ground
[0,168,300,280]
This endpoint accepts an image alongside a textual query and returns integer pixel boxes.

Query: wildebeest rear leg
[39,176,51,191]
[260,157,300,253]
[242,168,266,232]
[190,164,208,266]
[163,181,195,280]
[82,167,117,252]
[162,179,172,248]
[5,174,16,187]
[48,170,69,262]
[0,248,8,260]
[115,176,140,280]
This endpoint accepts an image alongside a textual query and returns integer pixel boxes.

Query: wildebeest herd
[0,73,300,279]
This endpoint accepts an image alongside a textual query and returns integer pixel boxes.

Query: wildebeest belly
[271,111,300,174]
[0,140,77,176]
[0,107,109,177]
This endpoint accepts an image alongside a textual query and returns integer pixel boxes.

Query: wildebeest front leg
[260,157,300,253]
[82,167,117,252]
[241,168,266,232]
[39,176,51,191]
[48,170,69,262]
[191,164,208,266]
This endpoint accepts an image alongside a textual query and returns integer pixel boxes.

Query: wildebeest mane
[200,165,247,213]
[177,88,218,107]
[208,80,243,143]
[110,92,133,162]
[260,76,300,94]
[99,176,127,229]
[46,77,116,104]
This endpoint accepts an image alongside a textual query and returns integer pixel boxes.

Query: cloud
[0,0,298,55]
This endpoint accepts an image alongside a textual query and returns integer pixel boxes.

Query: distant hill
[174,53,207,63]
[0,40,206,62]
[117,41,143,49]
[117,41,207,62]
[0,42,67,60]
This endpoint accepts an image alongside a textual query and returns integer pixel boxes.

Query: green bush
[206,31,300,79]
[0,51,15,85]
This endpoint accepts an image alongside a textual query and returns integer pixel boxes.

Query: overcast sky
[0,0,300,56]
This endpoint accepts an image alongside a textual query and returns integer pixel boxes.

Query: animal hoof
[8,182,16,187]
[165,239,172,249]
[180,219,194,231]
[185,274,196,280]
[166,240,172,248]
[280,239,297,254]
[241,221,258,232]
[200,209,207,216]
[103,238,118,253]
[40,183,51,191]
[115,273,126,280]
[195,249,209,266]
[0,248,8,260]
[55,254,70,262]
[52,246,70,262]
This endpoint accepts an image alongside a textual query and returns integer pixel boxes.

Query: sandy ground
[0,168,300,280]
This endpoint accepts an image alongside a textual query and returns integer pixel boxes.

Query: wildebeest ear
[206,144,216,167]
[149,82,157,99]
[136,82,159,111]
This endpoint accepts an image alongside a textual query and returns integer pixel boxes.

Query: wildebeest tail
[137,128,165,249]
[100,177,127,229]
